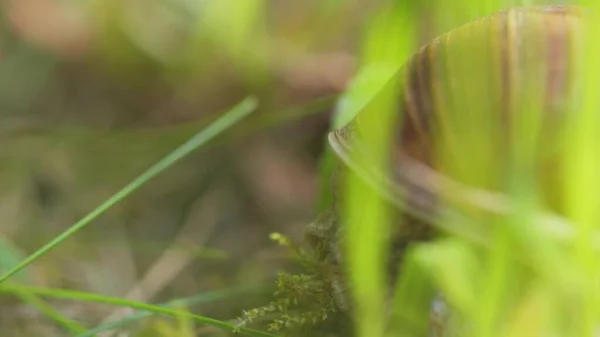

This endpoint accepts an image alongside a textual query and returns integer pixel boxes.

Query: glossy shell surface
[329,5,583,219]
[308,5,586,331]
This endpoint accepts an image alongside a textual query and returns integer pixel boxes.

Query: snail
[305,3,583,325]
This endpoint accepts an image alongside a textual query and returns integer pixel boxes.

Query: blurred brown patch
[5,0,94,59]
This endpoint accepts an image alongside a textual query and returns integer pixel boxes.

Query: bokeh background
[0,0,573,336]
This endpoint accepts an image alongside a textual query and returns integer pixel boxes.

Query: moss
[235,233,340,336]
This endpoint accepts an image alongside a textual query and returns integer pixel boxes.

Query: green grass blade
[339,2,415,337]
[565,2,600,335]
[14,289,88,334]
[0,96,258,284]
[78,285,270,337]
[0,238,86,333]
[0,283,276,337]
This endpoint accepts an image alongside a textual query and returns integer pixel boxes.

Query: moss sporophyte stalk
[235,232,340,335]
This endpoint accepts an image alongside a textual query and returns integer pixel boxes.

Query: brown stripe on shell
[539,5,583,16]
[399,45,431,165]
[415,42,435,149]
[396,31,452,170]
[543,6,578,115]
[500,8,513,140]
[426,27,458,170]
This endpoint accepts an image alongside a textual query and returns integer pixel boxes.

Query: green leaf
[414,239,480,318]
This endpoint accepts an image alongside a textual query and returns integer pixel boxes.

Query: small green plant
[235,232,340,336]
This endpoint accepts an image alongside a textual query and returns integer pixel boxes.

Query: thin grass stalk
[0,97,258,284]
[566,2,600,335]
[340,1,415,337]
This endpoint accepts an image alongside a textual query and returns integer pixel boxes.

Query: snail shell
[329,5,583,224]
[308,5,586,323]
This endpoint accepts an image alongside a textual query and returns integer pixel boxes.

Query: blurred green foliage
[0,1,598,337]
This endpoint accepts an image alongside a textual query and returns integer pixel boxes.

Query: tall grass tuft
[336,1,415,337]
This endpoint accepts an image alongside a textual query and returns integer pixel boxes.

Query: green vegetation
[0,1,599,337]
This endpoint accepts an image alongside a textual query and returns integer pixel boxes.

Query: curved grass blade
[0,96,259,284]
[14,288,88,334]
[0,238,86,333]
[0,283,276,337]
[78,285,270,337]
